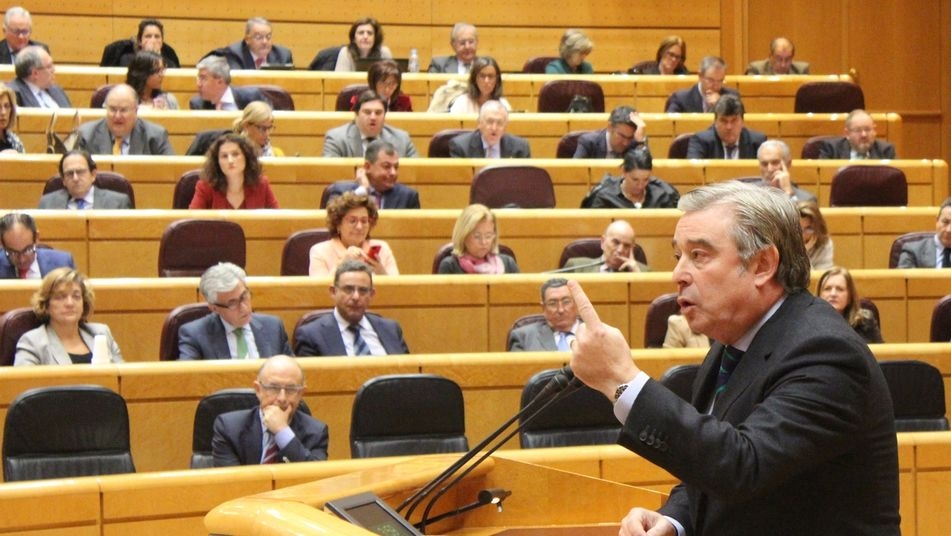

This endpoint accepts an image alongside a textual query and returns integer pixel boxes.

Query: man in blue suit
[572,105,647,159]
[0,212,75,279]
[218,17,294,70]
[178,262,292,360]
[665,56,739,113]
[294,260,410,357]
[322,139,421,209]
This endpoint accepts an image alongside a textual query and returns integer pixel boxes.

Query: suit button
[638,426,650,442]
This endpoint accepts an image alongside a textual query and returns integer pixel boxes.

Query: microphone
[544,260,604,274]
[402,366,582,533]
[412,487,512,529]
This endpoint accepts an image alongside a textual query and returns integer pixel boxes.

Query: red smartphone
[367,245,382,261]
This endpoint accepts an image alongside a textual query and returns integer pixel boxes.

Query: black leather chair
[557,238,647,269]
[888,231,933,268]
[157,219,246,277]
[518,368,620,448]
[506,314,547,351]
[185,129,230,157]
[159,303,213,361]
[335,84,370,111]
[292,309,334,355]
[800,135,838,159]
[89,84,115,109]
[244,84,295,111]
[794,81,865,113]
[308,45,343,71]
[659,364,700,403]
[644,293,680,348]
[0,307,41,366]
[470,166,556,208]
[432,242,517,274]
[878,360,950,432]
[829,165,907,207]
[627,60,658,74]
[280,229,332,276]
[537,80,605,113]
[44,171,136,208]
[173,169,202,209]
[3,385,135,482]
[930,295,951,342]
[350,374,468,458]
[556,130,588,158]
[428,128,469,158]
[667,132,693,159]
[521,56,558,73]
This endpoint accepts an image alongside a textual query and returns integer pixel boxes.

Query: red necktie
[18,268,28,279]
[255,57,265,69]
[262,434,279,463]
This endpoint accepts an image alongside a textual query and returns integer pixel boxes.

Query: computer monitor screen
[325,491,422,536]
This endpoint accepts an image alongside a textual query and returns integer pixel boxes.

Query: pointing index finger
[567,280,602,329]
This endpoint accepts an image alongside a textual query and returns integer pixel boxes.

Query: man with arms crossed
[567,181,899,534]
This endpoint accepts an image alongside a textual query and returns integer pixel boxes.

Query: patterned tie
[112,137,122,155]
[725,145,737,160]
[943,248,951,269]
[74,198,87,210]
[349,324,371,356]
[261,433,279,463]
[714,345,744,396]
[556,332,572,352]
[234,327,248,359]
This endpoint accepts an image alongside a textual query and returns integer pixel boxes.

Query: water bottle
[408,48,419,73]
[91,334,111,364]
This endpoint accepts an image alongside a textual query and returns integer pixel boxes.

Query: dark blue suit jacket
[188,86,269,110]
[222,40,294,70]
[178,312,292,360]
[448,130,531,158]
[572,128,643,159]
[293,311,409,357]
[0,248,75,279]
[323,181,420,209]
[686,125,766,159]
[665,85,740,113]
[212,407,328,466]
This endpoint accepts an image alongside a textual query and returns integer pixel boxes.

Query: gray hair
[540,278,568,301]
[365,139,397,164]
[450,22,477,43]
[197,55,231,84]
[245,17,271,34]
[678,180,810,293]
[757,139,792,163]
[13,45,43,80]
[334,259,374,286]
[199,262,247,304]
[479,99,508,122]
[698,55,726,76]
[3,6,30,28]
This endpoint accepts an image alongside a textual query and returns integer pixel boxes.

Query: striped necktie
[349,324,371,356]
[261,432,279,463]
[714,345,744,396]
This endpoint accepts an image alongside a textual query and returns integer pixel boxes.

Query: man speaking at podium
[567,181,900,535]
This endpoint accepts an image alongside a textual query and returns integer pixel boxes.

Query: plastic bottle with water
[408,48,419,73]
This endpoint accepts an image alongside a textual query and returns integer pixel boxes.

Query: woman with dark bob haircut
[335,17,392,72]
[309,191,399,276]
[99,18,181,68]
[357,59,412,112]
[189,133,279,209]
[14,267,123,365]
[125,50,179,109]
[449,56,511,113]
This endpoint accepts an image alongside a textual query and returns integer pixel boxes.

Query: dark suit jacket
[816,137,896,160]
[665,84,740,113]
[76,118,174,156]
[38,188,132,209]
[222,40,294,70]
[212,407,328,466]
[448,130,531,158]
[623,290,899,534]
[572,128,644,159]
[686,125,766,159]
[508,321,559,351]
[188,85,268,110]
[323,181,420,209]
[0,248,75,279]
[178,313,292,360]
[427,56,463,73]
[897,235,939,268]
[294,312,409,357]
[744,59,811,75]
[6,77,72,108]
[185,129,231,156]
[0,40,47,64]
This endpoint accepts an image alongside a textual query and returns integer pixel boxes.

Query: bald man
[76,84,174,155]
[563,220,649,273]
[744,37,810,75]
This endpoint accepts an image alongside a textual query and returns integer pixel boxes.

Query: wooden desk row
[12,107,902,163]
[0,206,944,279]
[0,268,950,366]
[0,65,854,116]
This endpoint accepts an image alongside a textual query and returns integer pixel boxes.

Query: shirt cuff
[612,371,650,423]
[274,426,296,450]
[665,515,687,536]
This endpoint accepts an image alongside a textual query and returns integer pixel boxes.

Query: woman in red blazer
[189,133,279,209]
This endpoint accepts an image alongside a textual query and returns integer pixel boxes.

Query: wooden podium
[204,452,668,535]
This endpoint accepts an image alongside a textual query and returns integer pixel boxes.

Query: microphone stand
[544,259,604,274]
[413,488,511,529]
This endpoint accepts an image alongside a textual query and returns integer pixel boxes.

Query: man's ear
[750,245,780,287]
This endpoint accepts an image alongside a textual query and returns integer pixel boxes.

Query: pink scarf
[458,253,505,274]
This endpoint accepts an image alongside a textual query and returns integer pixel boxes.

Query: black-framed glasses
[213,289,251,310]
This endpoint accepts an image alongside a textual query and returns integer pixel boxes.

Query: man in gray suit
[323,89,417,158]
[449,100,531,158]
[563,220,649,273]
[508,278,581,352]
[427,22,478,74]
[898,198,951,268]
[38,150,132,209]
[744,37,810,75]
[179,263,293,360]
[7,45,71,108]
[76,84,174,156]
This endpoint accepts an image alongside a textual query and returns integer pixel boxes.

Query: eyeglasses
[63,168,90,178]
[847,127,874,135]
[213,289,252,310]
[664,50,683,61]
[336,285,372,297]
[252,123,276,133]
[544,297,574,310]
[344,217,371,227]
[701,75,725,85]
[106,106,134,116]
[259,383,304,396]
[3,244,36,259]
[8,28,31,37]
[470,232,496,242]
[250,33,272,41]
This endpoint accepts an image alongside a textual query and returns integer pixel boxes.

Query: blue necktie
[349,324,371,356]
[74,198,87,210]
[556,332,571,352]
[714,346,744,396]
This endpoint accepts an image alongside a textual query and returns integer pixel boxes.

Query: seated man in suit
[1,6,48,64]
[581,147,680,209]
[755,139,817,203]
[8,45,71,108]
[323,139,421,209]
[563,220,649,273]
[38,150,133,209]
[665,56,738,113]
[323,89,417,157]
[295,260,410,357]
[817,109,897,160]
[686,95,766,159]
[212,354,329,466]
[0,212,74,279]
[449,99,531,158]
[219,17,293,70]
[76,84,174,156]
[189,55,268,111]
[573,105,647,159]
[427,22,478,74]
[179,262,293,360]
[744,36,810,75]
[509,278,581,352]
[897,197,951,268]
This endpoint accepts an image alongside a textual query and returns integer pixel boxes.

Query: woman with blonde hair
[0,83,23,153]
[545,29,594,74]
[233,101,283,156]
[798,200,833,270]
[817,266,883,343]
[309,191,399,276]
[15,268,123,365]
[438,204,519,274]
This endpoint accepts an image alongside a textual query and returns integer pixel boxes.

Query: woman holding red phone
[309,192,399,276]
